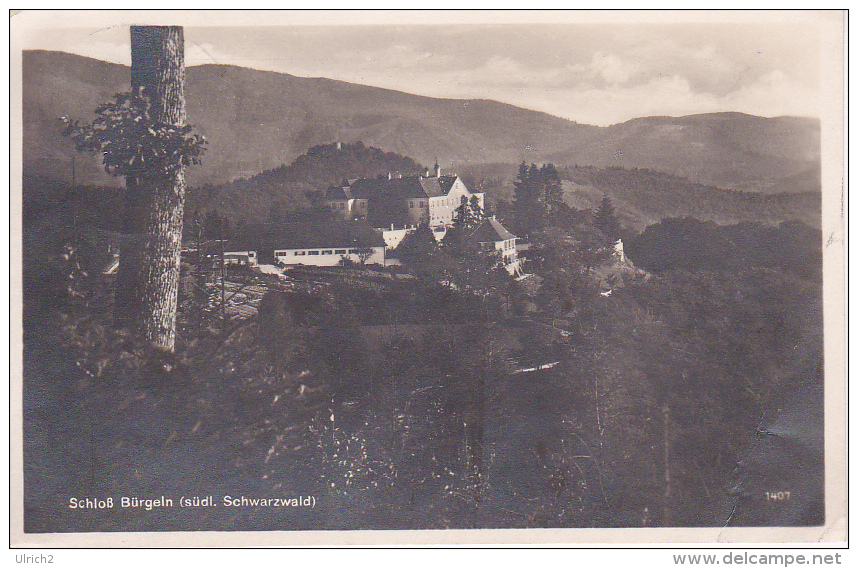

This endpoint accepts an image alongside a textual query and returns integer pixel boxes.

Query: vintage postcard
[9,9,846,547]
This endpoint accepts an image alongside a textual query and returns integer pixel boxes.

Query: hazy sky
[17,10,829,126]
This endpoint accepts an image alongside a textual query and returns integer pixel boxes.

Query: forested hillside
[561,166,820,231]
[546,113,820,192]
[459,163,820,232]
[185,141,425,223]
[25,50,819,192]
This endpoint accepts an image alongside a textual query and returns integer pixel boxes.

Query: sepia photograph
[10,9,846,546]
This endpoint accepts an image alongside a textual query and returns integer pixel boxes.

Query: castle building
[323,163,485,234]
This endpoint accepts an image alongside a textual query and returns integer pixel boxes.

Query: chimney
[336,141,342,150]
[424,168,431,177]
[434,160,441,178]
[388,171,392,180]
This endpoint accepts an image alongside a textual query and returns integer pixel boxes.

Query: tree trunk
[115,26,187,352]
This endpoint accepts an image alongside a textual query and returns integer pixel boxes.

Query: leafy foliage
[61,90,206,177]
[627,217,822,281]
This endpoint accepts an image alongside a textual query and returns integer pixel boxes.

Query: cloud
[723,69,819,118]
[589,52,633,86]
[28,22,821,126]
[502,69,818,126]
[497,75,715,126]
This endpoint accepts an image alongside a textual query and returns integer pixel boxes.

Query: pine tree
[453,194,483,233]
[527,163,547,232]
[469,195,484,219]
[593,195,621,242]
[512,161,530,236]
[512,162,548,236]
[541,163,564,222]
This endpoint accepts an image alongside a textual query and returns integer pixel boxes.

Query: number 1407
[765,491,791,501]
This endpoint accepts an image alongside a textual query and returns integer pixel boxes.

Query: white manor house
[323,163,485,241]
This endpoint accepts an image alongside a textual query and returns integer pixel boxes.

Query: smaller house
[186,241,258,269]
[223,251,258,267]
[469,217,522,276]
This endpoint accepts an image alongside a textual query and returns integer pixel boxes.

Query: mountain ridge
[23,49,820,194]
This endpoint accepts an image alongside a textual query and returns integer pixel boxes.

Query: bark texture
[116,26,186,352]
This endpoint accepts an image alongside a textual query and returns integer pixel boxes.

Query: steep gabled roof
[324,186,353,200]
[438,175,458,195]
[419,177,444,197]
[348,176,428,200]
[469,218,516,243]
[420,175,466,197]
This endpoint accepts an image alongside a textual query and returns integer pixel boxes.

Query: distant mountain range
[23,50,820,194]
[560,166,820,231]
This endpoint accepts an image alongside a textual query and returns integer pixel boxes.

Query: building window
[419,201,425,208]
[322,250,333,255]
[308,251,319,256]
[295,251,306,256]
[348,249,359,254]
[339,202,345,210]
[335,249,347,254]
[409,201,414,209]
